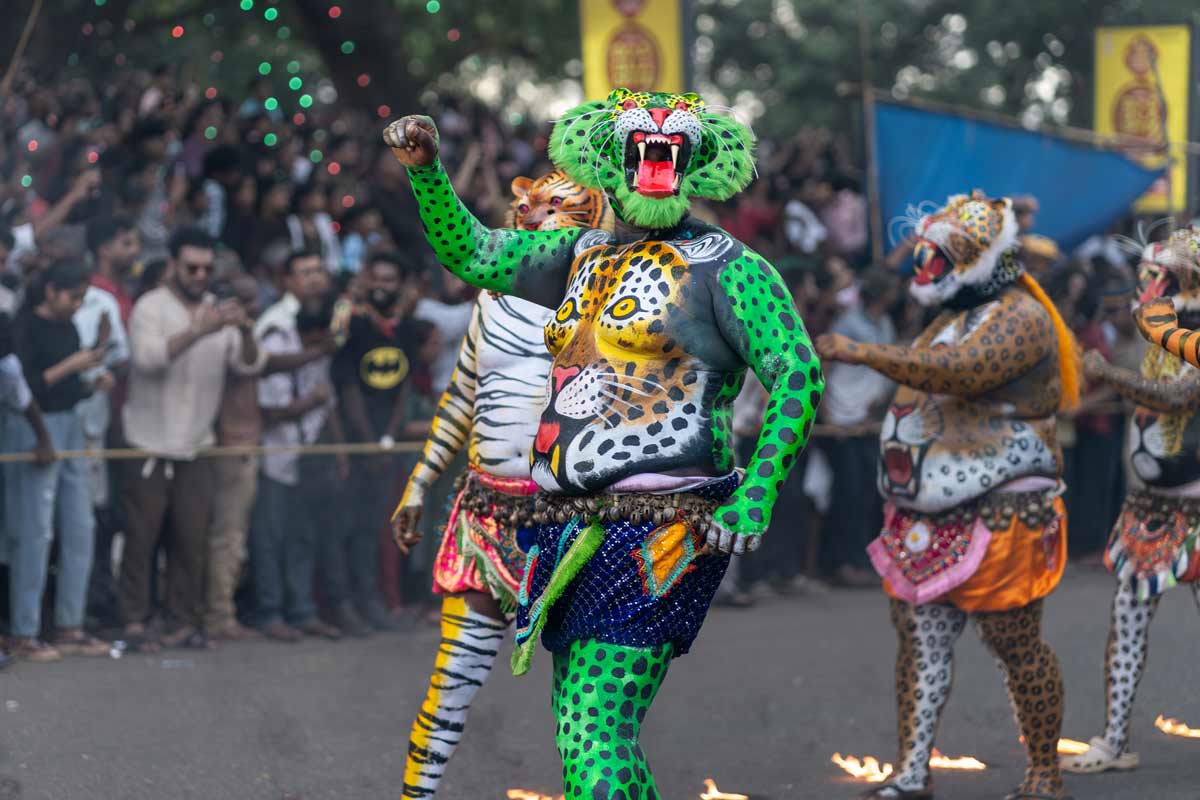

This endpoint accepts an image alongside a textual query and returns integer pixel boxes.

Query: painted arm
[819,291,1053,397]
[1083,349,1200,414]
[382,115,582,308]
[390,303,481,552]
[710,249,824,553]
[1135,298,1200,368]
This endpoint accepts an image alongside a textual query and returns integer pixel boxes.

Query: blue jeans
[4,410,94,638]
[250,475,317,626]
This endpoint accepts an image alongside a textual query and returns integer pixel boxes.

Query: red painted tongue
[1139,276,1168,305]
[636,159,675,198]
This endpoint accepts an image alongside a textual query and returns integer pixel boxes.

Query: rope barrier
[0,401,1131,464]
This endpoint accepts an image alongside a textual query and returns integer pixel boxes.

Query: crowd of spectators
[0,60,1167,659]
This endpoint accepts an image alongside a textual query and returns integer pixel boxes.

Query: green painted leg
[552,639,672,800]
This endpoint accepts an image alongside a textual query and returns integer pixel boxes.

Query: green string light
[340,40,355,54]
[277,26,290,39]
[264,97,279,111]
[264,133,278,147]
[426,0,440,12]
[204,126,218,140]
[94,0,106,6]
[287,60,301,74]
[288,77,302,91]
[309,150,324,163]
[258,61,272,75]
[264,7,278,21]
[239,0,253,9]
[299,94,313,108]
[20,175,32,188]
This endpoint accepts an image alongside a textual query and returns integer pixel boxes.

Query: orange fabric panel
[885,497,1067,612]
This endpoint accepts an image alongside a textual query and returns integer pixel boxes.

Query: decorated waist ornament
[816,190,1079,800]
[1062,225,1200,778]
[384,87,823,800]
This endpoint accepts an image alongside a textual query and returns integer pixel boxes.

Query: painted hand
[1082,349,1110,382]
[815,332,860,365]
[703,513,763,556]
[1134,297,1177,343]
[391,504,423,555]
[382,115,440,167]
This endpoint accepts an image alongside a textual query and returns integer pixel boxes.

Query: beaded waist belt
[906,483,1064,531]
[1124,487,1200,516]
[455,466,540,529]
[532,489,722,532]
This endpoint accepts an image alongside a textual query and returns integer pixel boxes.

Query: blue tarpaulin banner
[874,100,1164,253]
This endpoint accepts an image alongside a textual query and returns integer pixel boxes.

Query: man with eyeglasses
[118,227,267,651]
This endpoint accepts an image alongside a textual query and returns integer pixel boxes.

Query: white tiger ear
[674,233,733,264]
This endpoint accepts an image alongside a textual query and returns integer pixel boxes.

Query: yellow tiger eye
[610,297,639,319]
[556,299,576,322]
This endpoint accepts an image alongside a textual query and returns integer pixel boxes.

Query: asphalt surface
[2,567,1199,800]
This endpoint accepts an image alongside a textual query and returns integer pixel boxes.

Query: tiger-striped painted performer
[392,172,611,799]
[384,88,823,800]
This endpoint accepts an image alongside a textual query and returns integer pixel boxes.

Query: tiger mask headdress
[504,170,613,232]
[1135,225,1200,314]
[548,88,756,230]
[910,190,1021,308]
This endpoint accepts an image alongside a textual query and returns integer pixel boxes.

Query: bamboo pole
[857,0,885,262]
[0,0,44,100]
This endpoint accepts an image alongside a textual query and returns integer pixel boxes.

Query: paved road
[2,567,1198,800]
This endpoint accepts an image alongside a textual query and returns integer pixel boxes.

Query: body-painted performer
[1062,226,1200,774]
[393,171,611,799]
[383,88,823,799]
[1133,228,1200,367]
[817,191,1080,800]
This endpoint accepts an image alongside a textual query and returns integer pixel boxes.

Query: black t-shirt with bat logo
[333,308,420,438]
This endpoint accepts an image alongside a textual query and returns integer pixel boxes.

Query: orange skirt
[883,497,1067,613]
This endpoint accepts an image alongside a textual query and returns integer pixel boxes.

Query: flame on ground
[507,779,747,800]
[832,748,986,782]
[928,749,986,770]
[831,753,894,783]
[1155,715,1200,738]
[700,778,749,800]
[1056,737,1091,755]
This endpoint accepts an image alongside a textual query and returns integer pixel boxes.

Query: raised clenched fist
[382,115,440,167]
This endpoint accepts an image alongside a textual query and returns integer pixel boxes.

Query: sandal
[7,637,61,662]
[160,627,212,650]
[861,784,933,799]
[53,630,111,657]
[121,626,160,654]
[1059,736,1139,774]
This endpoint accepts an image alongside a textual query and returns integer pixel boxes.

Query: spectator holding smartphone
[6,260,112,662]
[118,227,266,651]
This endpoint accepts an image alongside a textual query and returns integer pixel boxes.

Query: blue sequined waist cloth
[512,473,739,676]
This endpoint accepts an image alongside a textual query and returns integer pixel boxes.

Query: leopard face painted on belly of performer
[384,87,822,800]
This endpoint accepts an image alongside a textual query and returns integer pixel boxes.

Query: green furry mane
[548,92,757,230]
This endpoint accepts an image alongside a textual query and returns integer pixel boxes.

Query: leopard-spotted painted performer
[1062,226,1200,776]
[384,88,823,800]
[392,171,611,799]
[818,190,1080,800]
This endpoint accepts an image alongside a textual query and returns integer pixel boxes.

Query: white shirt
[255,292,300,339]
[414,297,474,394]
[73,285,129,439]
[258,327,334,486]
[124,287,267,459]
[0,354,32,413]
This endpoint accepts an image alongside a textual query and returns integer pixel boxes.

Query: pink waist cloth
[605,470,741,494]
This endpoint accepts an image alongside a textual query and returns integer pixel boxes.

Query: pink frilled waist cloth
[432,466,540,617]
[867,477,1067,612]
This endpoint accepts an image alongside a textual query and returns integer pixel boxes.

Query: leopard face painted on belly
[533,230,746,493]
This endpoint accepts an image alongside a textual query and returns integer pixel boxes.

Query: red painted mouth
[883,444,914,487]
[625,129,688,199]
[534,421,560,454]
[913,239,950,287]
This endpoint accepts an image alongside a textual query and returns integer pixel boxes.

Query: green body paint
[553,640,672,800]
